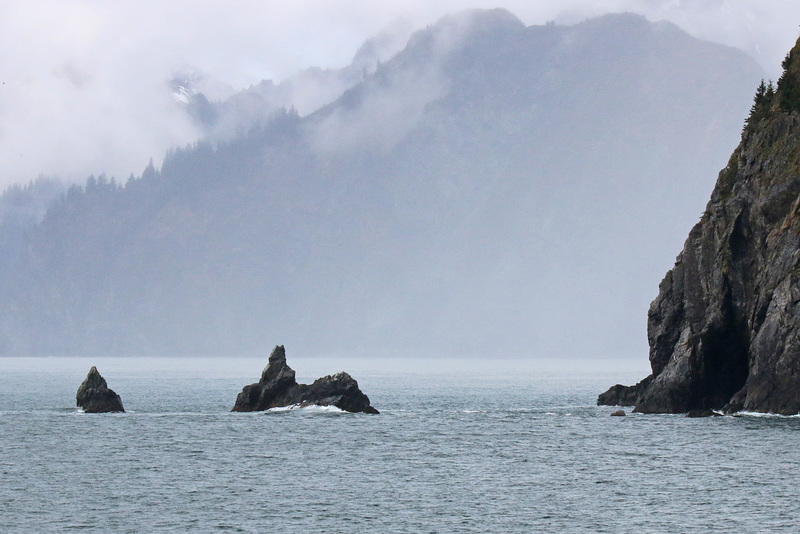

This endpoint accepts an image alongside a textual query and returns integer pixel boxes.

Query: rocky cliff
[599,36,800,415]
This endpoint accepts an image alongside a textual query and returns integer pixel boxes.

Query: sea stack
[600,35,800,415]
[232,345,379,414]
[76,366,125,413]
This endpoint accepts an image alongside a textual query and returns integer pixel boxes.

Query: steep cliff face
[600,36,800,414]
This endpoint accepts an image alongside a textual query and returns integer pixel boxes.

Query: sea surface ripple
[1,356,799,532]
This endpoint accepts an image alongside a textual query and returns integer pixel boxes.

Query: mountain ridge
[0,10,765,357]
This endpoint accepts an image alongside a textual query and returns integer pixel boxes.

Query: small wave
[735,411,800,418]
[69,408,129,415]
[135,412,226,418]
[266,404,345,413]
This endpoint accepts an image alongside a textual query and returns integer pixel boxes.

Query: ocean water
[2,356,800,533]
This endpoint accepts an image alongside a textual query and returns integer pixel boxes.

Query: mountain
[599,36,800,415]
[0,10,765,357]
[0,177,65,294]
[172,21,413,142]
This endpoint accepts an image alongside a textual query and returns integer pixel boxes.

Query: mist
[0,9,765,358]
[2,0,799,191]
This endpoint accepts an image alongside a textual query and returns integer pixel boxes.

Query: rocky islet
[76,366,125,413]
[232,345,379,414]
[72,348,378,415]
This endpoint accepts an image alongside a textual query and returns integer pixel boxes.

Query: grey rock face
[600,35,800,415]
[76,366,125,413]
[232,345,379,414]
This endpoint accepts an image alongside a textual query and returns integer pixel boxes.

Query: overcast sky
[2,0,799,191]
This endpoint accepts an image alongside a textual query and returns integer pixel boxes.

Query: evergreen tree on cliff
[600,33,800,415]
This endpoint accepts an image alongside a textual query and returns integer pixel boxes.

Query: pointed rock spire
[260,345,296,384]
[76,366,125,413]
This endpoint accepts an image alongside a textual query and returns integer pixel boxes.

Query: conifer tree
[778,50,800,112]
[745,79,775,128]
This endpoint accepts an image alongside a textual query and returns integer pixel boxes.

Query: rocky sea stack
[599,35,800,415]
[76,366,125,413]
[232,346,379,414]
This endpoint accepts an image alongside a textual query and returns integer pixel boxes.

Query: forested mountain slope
[0,10,764,356]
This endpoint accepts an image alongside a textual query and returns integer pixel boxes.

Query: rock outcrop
[76,366,125,413]
[596,377,652,407]
[599,35,800,415]
[232,345,379,414]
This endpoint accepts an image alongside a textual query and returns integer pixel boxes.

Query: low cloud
[1,0,799,190]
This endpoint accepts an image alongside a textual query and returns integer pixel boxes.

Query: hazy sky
[2,0,799,190]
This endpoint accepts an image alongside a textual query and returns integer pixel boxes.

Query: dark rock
[685,409,722,418]
[610,410,626,417]
[721,387,747,414]
[597,375,652,406]
[601,35,800,415]
[232,345,379,414]
[76,366,125,413]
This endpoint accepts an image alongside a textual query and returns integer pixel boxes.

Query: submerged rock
[600,35,800,415]
[232,345,379,414]
[76,366,125,413]
[610,410,626,417]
